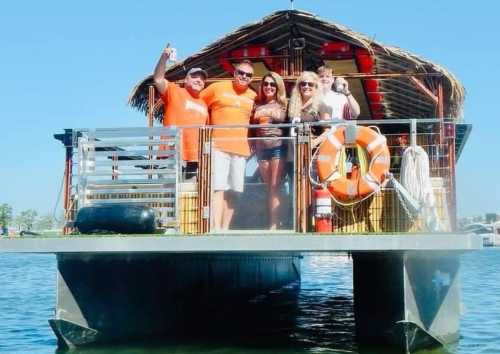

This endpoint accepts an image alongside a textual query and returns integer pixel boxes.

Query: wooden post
[197,127,212,234]
[294,131,301,232]
[435,79,456,230]
[147,85,155,127]
[62,146,73,235]
[147,85,155,179]
[294,125,312,233]
[305,129,312,232]
[198,128,205,234]
[282,48,289,77]
[189,72,443,85]
[437,81,444,119]
[409,76,438,105]
[448,123,457,231]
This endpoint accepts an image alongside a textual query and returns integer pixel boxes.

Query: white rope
[400,145,440,231]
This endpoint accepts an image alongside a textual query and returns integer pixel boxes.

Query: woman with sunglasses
[288,71,323,136]
[251,72,288,230]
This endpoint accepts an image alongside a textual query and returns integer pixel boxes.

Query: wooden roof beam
[409,76,438,105]
[172,72,441,85]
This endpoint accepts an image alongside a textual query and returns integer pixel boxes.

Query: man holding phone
[153,46,209,180]
[317,65,360,120]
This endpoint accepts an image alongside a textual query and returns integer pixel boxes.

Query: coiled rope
[400,145,441,231]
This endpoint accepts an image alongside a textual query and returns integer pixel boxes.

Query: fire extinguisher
[314,188,332,233]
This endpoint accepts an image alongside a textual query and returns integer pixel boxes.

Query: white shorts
[212,149,246,192]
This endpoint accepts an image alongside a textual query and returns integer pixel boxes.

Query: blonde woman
[287,71,324,136]
[251,72,287,230]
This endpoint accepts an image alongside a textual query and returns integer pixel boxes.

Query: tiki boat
[3,10,478,352]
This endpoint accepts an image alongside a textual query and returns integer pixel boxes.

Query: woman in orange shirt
[252,72,287,230]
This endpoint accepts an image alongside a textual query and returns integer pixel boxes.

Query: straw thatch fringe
[129,10,464,122]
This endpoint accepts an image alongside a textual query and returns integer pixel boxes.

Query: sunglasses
[236,69,253,78]
[262,81,277,88]
[299,81,316,88]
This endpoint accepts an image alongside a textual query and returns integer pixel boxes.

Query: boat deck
[0,233,481,253]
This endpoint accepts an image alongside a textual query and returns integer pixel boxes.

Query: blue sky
[0,0,498,218]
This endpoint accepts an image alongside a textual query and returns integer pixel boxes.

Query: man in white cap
[153,46,209,179]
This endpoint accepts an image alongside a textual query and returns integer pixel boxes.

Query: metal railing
[74,127,181,229]
[60,118,457,235]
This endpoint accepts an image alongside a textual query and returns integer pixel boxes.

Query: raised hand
[162,46,174,59]
[334,77,349,94]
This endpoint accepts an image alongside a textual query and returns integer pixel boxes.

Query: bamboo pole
[294,133,301,232]
[174,72,444,85]
[62,146,73,235]
[447,123,457,231]
[409,76,438,105]
[147,85,155,127]
[282,48,289,76]
[305,128,312,232]
[300,145,305,232]
[197,129,203,234]
[206,128,212,233]
[295,125,311,233]
[437,81,444,118]
[197,128,205,234]
[147,85,155,180]
[197,127,212,234]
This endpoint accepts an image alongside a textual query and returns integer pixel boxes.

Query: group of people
[152,46,360,231]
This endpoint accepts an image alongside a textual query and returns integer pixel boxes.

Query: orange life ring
[316,125,390,201]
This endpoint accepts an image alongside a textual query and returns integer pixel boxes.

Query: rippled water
[0,250,498,354]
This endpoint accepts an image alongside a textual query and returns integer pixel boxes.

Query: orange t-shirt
[200,81,256,157]
[161,83,208,162]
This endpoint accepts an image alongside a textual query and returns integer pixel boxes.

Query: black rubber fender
[75,204,157,234]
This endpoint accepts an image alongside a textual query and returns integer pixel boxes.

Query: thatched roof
[129,10,465,122]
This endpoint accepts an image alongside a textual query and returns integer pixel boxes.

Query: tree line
[0,203,63,234]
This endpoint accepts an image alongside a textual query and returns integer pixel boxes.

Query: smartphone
[334,80,346,93]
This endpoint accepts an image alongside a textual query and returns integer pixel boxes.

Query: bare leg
[212,190,225,231]
[269,158,285,230]
[258,159,270,184]
[258,159,271,227]
[221,191,238,231]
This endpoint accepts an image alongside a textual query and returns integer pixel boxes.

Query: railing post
[295,123,312,233]
[147,86,155,179]
[147,85,155,128]
[198,127,212,234]
[446,122,457,231]
[410,119,417,148]
[437,81,444,119]
[62,142,73,235]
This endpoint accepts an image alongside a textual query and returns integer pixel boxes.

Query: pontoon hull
[50,252,301,348]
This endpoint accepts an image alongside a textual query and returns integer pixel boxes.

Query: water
[0,250,499,354]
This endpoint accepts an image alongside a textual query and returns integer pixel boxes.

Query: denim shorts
[256,145,287,161]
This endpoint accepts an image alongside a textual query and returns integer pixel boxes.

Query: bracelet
[344,91,352,96]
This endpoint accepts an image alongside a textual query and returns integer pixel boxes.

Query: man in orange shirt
[153,46,208,180]
[200,60,257,231]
